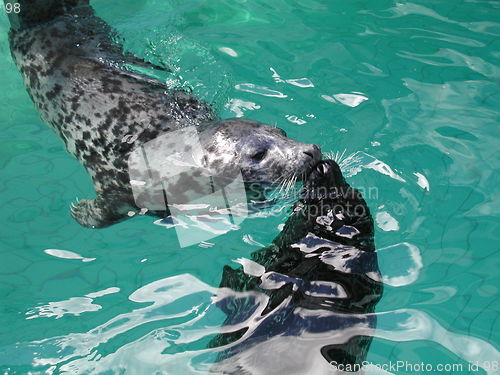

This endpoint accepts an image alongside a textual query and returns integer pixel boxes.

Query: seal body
[211,160,383,373]
[7,1,321,227]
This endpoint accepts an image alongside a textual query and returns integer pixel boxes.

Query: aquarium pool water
[0,0,499,374]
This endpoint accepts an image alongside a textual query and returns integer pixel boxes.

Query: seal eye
[251,149,268,161]
[271,127,287,137]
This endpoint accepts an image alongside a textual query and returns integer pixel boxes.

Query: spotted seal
[211,160,383,373]
[5,0,322,228]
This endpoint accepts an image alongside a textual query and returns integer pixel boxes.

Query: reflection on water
[377,243,422,287]
[2,130,484,375]
[0,122,494,374]
[1,272,497,374]
[2,159,436,374]
[26,287,120,320]
[43,249,96,263]
[340,151,407,183]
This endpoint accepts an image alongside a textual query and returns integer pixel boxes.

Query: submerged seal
[5,0,321,228]
[211,160,383,373]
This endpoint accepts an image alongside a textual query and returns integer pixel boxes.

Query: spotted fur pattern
[8,4,321,228]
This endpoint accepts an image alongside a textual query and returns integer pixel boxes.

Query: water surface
[0,0,499,373]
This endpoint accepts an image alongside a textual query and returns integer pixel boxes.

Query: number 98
[5,2,21,14]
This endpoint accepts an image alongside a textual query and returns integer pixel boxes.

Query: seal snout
[303,144,322,161]
[310,160,335,180]
[315,160,332,176]
[302,144,322,172]
[306,160,345,189]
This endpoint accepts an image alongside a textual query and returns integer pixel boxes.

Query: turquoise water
[0,0,499,374]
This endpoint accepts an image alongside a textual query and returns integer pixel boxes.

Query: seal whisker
[271,174,287,186]
[279,173,292,192]
[285,173,298,196]
[283,176,291,196]
[293,175,300,195]
[338,148,347,164]
[286,175,295,196]
[289,174,297,195]
[278,176,289,194]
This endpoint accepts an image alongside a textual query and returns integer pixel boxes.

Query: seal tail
[4,0,90,30]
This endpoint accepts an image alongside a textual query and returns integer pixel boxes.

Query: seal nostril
[304,145,321,161]
[303,151,314,158]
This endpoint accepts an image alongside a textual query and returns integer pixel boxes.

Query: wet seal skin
[5,0,321,228]
[210,160,383,373]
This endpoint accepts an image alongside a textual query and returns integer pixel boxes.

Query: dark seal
[211,160,383,373]
[5,0,321,228]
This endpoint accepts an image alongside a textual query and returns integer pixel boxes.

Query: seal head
[199,118,322,185]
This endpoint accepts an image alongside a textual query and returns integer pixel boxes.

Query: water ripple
[1,274,497,374]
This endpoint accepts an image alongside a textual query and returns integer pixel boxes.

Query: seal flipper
[70,196,131,228]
